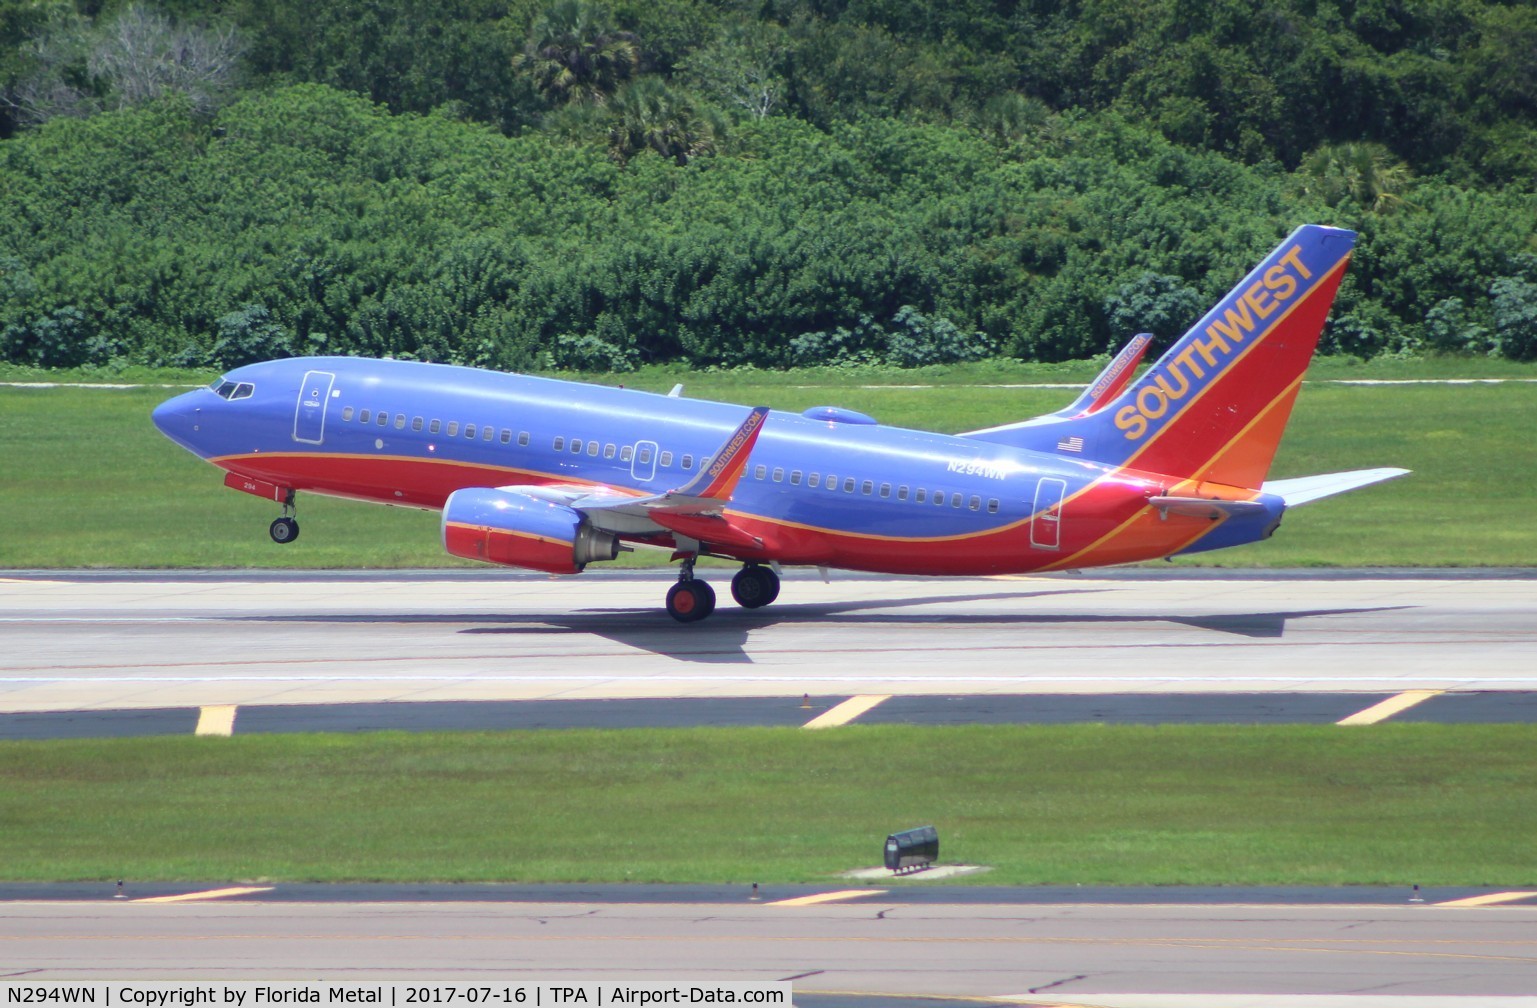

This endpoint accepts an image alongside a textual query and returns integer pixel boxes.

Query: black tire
[666,579,716,623]
[269,516,299,544]
[731,565,780,608]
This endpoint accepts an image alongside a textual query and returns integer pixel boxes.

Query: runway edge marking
[1337,689,1444,725]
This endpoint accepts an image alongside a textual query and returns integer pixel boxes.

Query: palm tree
[1300,142,1413,212]
[607,77,725,166]
[514,0,641,107]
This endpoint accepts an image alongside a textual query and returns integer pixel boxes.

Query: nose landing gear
[268,491,299,544]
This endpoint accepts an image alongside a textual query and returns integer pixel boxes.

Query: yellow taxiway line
[1436,891,1537,908]
[1337,689,1444,725]
[766,889,887,907]
[195,704,239,736]
[803,694,891,729]
[134,886,274,903]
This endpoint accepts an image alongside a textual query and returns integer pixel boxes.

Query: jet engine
[442,487,619,574]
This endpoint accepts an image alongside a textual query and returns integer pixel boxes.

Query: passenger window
[587,442,599,457]
[517,431,528,446]
[754,465,767,480]
[682,454,694,470]
[790,470,802,485]
[660,451,673,466]
[447,422,459,437]
[861,480,873,495]
[394,415,406,430]
[411,417,424,432]
[773,467,784,482]
[987,499,1000,514]
[969,495,981,510]
[953,494,964,508]
[496,429,507,443]
[638,447,652,464]
[604,444,616,459]
[898,486,908,501]
[808,473,821,488]
[933,491,944,505]
[915,488,926,503]
[621,446,633,462]
[571,439,583,454]
[880,483,891,498]
[825,474,836,490]
[359,409,371,424]
[429,419,441,434]
[554,437,565,451]
[377,412,388,426]
[843,477,855,493]
[342,407,355,422]
[464,424,476,439]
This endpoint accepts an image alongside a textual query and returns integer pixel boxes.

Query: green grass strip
[3,725,1533,886]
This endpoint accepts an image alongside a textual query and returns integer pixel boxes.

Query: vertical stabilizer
[969,225,1356,489]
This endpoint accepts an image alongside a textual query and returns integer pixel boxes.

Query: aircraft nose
[151,391,205,452]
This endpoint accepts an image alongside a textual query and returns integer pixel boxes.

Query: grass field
[2,724,1533,886]
[1,357,1534,568]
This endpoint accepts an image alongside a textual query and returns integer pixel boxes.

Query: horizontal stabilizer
[1261,468,1410,506]
[1148,496,1270,520]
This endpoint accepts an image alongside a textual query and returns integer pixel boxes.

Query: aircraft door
[1030,477,1067,550]
[630,439,659,482]
[293,370,336,445]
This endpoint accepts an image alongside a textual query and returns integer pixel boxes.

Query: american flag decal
[1057,436,1085,453]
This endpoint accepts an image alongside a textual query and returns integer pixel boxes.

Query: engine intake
[442,488,618,574]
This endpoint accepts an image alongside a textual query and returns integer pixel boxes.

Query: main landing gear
[664,558,781,623]
[268,491,299,544]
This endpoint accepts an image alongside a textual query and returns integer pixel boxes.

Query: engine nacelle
[442,488,619,574]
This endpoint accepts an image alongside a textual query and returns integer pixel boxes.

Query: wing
[534,406,772,551]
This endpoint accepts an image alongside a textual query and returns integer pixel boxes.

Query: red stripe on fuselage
[212,451,1230,575]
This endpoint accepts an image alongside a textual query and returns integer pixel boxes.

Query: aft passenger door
[293,370,335,445]
[1030,477,1067,550]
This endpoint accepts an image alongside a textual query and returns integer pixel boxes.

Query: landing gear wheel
[269,516,300,544]
[731,564,780,609]
[666,579,716,623]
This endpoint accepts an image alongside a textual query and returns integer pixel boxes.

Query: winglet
[672,406,770,501]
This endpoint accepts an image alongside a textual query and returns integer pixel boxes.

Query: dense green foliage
[2,0,1535,371]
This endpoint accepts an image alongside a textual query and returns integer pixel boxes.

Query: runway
[2,571,1535,714]
[6,571,1537,1005]
[7,896,1537,1006]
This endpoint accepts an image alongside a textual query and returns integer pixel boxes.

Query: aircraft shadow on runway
[234,590,1414,664]
[453,591,1417,664]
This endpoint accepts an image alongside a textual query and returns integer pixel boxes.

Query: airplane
[152,224,1407,622]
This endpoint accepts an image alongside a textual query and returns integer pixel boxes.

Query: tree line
[1,0,1535,370]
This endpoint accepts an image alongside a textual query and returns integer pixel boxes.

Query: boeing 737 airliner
[153,225,1407,621]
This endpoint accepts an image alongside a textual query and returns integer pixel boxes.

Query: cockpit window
[208,379,255,401]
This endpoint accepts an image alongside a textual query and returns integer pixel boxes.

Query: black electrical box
[884,825,939,872]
